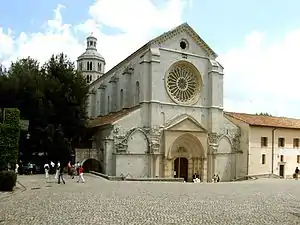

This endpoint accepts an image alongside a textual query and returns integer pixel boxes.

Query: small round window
[180,40,188,50]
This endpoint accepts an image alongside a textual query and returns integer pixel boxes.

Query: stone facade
[76,23,242,182]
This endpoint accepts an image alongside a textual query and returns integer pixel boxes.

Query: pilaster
[90,89,96,118]
[104,139,114,176]
[202,158,207,182]
[109,76,119,112]
[122,66,134,108]
[98,84,106,116]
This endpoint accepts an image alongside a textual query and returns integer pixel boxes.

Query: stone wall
[75,148,103,165]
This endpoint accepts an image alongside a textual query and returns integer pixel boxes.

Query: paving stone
[1,175,300,224]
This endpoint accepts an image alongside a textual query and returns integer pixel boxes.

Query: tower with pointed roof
[77,34,105,84]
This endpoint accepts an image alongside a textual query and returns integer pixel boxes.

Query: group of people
[43,161,85,184]
[14,161,34,175]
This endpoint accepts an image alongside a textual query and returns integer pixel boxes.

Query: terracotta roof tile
[88,106,139,128]
[225,112,300,129]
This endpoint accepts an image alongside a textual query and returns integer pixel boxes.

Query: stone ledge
[125,177,184,182]
[89,171,123,181]
[89,171,184,182]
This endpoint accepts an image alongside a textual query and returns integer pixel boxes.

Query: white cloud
[0,0,188,71]
[219,29,300,118]
[1,0,300,118]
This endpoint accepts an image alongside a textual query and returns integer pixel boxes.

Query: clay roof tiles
[88,106,139,128]
[225,112,300,129]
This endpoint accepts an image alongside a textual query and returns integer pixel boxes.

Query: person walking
[58,165,66,184]
[67,161,74,179]
[75,161,80,176]
[54,161,60,180]
[50,161,55,174]
[44,162,50,182]
[28,162,33,175]
[77,165,85,183]
[15,163,19,174]
[295,167,299,180]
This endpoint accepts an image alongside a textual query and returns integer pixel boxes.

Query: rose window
[166,63,200,104]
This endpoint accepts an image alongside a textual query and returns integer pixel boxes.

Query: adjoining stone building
[75,22,244,182]
[225,112,300,179]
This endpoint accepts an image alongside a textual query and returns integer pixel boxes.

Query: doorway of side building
[279,165,285,177]
[174,157,188,181]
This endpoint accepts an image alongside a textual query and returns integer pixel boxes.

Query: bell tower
[77,33,106,84]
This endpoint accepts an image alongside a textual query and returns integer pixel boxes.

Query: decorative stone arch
[214,134,236,181]
[165,60,203,105]
[166,133,206,182]
[217,135,233,154]
[81,158,103,173]
[167,133,205,159]
[126,127,151,154]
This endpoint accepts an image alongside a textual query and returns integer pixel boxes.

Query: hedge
[0,108,20,171]
[0,170,17,191]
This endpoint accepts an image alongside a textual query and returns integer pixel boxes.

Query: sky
[1,0,300,118]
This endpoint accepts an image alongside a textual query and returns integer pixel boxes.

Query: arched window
[86,75,90,83]
[135,81,140,104]
[97,63,101,72]
[87,62,89,71]
[120,89,124,109]
[89,62,93,71]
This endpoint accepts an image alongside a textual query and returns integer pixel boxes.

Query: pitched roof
[88,106,139,128]
[90,22,217,86]
[225,112,300,129]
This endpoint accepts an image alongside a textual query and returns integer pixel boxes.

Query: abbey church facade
[76,23,248,182]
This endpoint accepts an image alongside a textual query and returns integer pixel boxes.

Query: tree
[0,54,89,165]
[0,108,20,171]
[41,53,89,164]
[256,112,273,116]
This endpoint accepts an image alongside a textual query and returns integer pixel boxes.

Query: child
[77,166,85,183]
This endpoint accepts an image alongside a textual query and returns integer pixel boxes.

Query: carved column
[109,76,119,112]
[98,84,106,116]
[208,132,220,182]
[122,67,133,108]
[155,155,160,177]
[202,157,207,182]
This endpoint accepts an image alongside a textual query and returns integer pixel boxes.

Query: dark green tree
[41,53,89,164]
[0,54,89,165]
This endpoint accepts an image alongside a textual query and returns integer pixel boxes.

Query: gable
[165,117,207,132]
[151,23,217,58]
[156,30,208,57]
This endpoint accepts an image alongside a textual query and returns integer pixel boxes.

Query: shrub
[0,170,17,191]
[0,108,20,171]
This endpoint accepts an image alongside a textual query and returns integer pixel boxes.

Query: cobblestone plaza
[1,175,300,224]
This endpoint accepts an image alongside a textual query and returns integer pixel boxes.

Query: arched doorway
[174,157,188,181]
[167,133,206,182]
[81,158,103,173]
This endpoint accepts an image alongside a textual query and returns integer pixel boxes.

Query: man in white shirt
[15,163,19,174]
[44,163,50,182]
[50,161,55,174]
[54,161,60,180]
